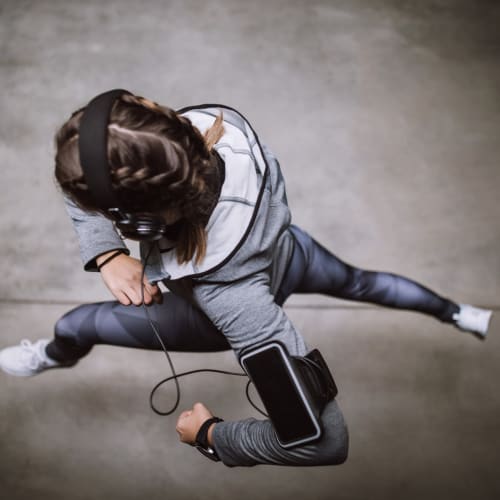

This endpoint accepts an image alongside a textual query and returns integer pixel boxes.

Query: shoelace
[20,339,48,370]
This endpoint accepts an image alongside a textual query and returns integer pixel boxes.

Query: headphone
[78,89,168,242]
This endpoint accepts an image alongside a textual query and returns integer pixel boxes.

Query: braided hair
[54,93,225,264]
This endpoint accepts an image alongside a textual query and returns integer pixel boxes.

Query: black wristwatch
[194,417,223,462]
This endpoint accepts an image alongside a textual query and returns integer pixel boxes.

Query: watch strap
[194,416,223,462]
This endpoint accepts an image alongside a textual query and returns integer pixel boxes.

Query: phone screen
[242,345,319,446]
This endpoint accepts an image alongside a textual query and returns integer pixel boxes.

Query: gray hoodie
[65,105,348,466]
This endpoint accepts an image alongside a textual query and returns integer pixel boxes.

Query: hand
[176,402,215,445]
[96,252,163,306]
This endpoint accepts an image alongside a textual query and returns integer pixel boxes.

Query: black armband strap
[295,348,338,409]
[194,417,223,462]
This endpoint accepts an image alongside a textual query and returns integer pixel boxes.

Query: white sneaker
[452,304,493,340]
[0,339,76,377]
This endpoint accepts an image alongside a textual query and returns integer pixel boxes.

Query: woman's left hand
[176,402,215,445]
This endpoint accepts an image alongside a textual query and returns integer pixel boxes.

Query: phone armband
[240,342,338,448]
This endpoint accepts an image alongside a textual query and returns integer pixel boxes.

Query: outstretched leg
[281,225,459,321]
[0,292,231,376]
[46,291,231,362]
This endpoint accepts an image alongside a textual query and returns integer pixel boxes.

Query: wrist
[96,249,122,267]
[194,417,223,461]
[96,249,127,270]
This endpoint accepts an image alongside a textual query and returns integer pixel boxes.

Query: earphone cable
[149,368,250,416]
[140,245,266,417]
[140,246,180,415]
[245,379,268,417]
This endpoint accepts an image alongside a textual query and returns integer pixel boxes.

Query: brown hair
[54,93,225,264]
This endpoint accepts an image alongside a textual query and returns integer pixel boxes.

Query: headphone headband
[77,89,167,241]
[78,89,132,209]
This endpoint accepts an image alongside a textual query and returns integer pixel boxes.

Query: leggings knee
[54,308,76,340]
[54,303,96,343]
[336,266,369,297]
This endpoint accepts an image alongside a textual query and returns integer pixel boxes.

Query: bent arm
[212,400,348,467]
[63,196,129,271]
[192,275,349,466]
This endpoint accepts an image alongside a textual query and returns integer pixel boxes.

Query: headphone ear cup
[115,213,166,241]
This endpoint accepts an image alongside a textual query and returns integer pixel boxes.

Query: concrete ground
[1,1,499,499]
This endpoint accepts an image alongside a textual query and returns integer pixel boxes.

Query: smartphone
[240,342,322,448]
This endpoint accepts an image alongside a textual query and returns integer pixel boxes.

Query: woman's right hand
[96,251,163,306]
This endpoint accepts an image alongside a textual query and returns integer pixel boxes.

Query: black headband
[78,89,132,209]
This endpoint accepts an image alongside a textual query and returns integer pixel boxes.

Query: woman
[0,90,492,466]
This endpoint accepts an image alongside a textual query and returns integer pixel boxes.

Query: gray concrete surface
[1,0,499,499]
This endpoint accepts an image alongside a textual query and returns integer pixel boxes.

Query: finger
[148,287,162,303]
[193,402,206,412]
[176,412,192,434]
[146,283,161,297]
[114,291,131,306]
[125,286,144,306]
[142,291,154,306]
[193,402,211,415]
[142,282,160,306]
[152,288,163,304]
[142,275,158,291]
[182,410,193,418]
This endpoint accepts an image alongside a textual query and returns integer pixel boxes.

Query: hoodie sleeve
[192,274,349,466]
[192,272,307,358]
[211,400,348,467]
[63,196,129,271]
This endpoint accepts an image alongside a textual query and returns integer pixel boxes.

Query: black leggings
[47,226,459,362]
